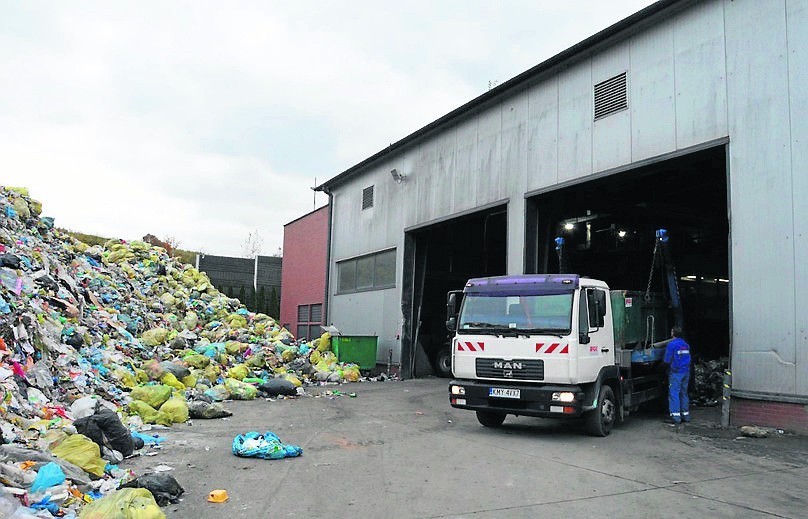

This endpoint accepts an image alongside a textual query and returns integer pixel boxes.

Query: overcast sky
[1,0,654,257]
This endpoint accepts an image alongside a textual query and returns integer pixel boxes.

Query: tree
[241,230,263,258]
[268,286,280,319]
[238,286,246,305]
[258,286,267,314]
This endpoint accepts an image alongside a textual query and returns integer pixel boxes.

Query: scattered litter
[740,425,769,438]
[153,464,174,472]
[207,489,229,503]
[232,431,303,460]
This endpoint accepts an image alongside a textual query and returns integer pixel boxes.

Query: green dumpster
[331,335,378,370]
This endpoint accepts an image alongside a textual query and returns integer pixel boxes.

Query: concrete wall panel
[725,0,796,394]
[787,0,808,395]
[592,41,632,172]
[453,118,478,213]
[526,78,559,192]
[475,105,503,205]
[674,0,728,148]
[557,62,593,182]
[630,17,676,160]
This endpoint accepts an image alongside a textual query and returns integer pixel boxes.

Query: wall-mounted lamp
[390,168,407,183]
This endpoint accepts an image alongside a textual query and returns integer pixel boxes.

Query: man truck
[446,273,672,436]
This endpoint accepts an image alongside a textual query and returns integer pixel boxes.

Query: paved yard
[126,378,808,518]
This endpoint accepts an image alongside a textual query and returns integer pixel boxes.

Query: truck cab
[447,274,666,436]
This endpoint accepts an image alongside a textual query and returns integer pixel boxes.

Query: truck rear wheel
[476,411,506,428]
[435,346,452,378]
[586,385,616,437]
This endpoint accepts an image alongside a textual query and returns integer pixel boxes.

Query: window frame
[336,248,396,294]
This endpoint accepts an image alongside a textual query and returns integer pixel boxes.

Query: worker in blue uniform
[664,326,691,424]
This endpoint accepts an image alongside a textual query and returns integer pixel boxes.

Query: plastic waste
[257,378,297,396]
[120,473,185,506]
[129,385,172,409]
[224,378,257,400]
[232,431,303,460]
[74,408,136,457]
[30,462,66,492]
[128,401,172,426]
[51,433,107,477]
[159,396,189,423]
[187,401,232,419]
[207,489,229,503]
[78,487,165,519]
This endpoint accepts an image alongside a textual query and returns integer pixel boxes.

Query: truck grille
[475,358,544,381]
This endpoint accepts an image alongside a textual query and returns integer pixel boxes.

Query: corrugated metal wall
[326,0,808,399]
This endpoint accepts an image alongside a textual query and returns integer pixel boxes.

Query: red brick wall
[280,205,329,337]
[731,398,808,434]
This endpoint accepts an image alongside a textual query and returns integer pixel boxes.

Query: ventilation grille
[362,185,374,210]
[594,72,627,120]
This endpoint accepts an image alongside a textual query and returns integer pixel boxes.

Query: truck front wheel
[435,346,452,378]
[476,411,506,428]
[586,385,616,437]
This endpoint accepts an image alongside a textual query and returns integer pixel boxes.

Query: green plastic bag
[51,433,107,477]
[130,385,172,409]
[128,400,172,426]
[79,488,166,519]
[224,378,257,400]
[160,396,189,423]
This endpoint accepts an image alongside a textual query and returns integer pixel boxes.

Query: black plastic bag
[187,401,232,419]
[0,254,21,269]
[258,378,297,396]
[159,361,190,379]
[121,473,185,506]
[74,408,135,457]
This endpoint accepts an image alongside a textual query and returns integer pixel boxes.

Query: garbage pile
[0,186,376,517]
[691,357,728,407]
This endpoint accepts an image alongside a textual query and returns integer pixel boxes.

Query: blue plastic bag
[30,462,66,492]
[131,431,165,445]
[232,431,302,460]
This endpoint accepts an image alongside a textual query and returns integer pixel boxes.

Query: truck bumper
[448,379,586,418]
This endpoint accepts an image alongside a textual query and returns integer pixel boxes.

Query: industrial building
[315,0,808,431]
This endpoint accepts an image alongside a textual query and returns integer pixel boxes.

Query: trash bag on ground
[187,401,233,419]
[51,433,107,477]
[159,361,190,379]
[0,444,91,487]
[258,378,297,396]
[30,462,66,492]
[159,372,185,390]
[232,431,303,460]
[227,364,249,380]
[160,396,189,423]
[128,400,172,426]
[120,473,185,506]
[79,488,165,519]
[223,378,257,400]
[141,327,170,347]
[74,408,136,457]
[129,385,172,409]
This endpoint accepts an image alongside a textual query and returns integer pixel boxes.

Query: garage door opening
[525,145,729,362]
[401,205,507,378]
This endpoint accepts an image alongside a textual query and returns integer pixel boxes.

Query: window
[362,185,374,210]
[296,303,323,340]
[336,249,396,293]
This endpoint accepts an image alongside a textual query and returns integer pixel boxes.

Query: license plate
[489,387,520,399]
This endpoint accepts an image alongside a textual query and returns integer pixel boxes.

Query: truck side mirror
[446,316,457,332]
[447,292,457,317]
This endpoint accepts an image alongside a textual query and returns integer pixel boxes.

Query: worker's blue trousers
[668,371,690,423]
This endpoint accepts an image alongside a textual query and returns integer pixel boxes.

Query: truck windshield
[458,293,573,335]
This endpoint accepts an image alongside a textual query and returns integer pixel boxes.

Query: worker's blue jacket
[664,337,691,373]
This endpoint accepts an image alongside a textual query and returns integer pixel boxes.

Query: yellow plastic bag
[112,369,136,388]
[51,433,107,477]
[224,378,257,400]
[316,332,332,352]
[141,328,169,347]
[128,400,172,426]
[228,364,249,381]
[160,396,189,423]
[160,373,185,391]
[130,385,172,408]
[181,374,197,388]
[183,353,210,369]
[343,365,361,382]
[79,488,166,519]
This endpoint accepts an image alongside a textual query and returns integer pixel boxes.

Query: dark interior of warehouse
[405,145,729,378]
[526,145,730,362]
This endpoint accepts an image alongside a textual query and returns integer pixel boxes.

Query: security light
[390,168,407,183]
[564,223,575,231]
[617,230,627,238]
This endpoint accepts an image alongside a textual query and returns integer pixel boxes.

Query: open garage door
[401,205,507,378]
[525,145,729,363]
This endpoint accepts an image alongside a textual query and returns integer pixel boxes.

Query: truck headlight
[450,385,466,395]
[552,391,575,402]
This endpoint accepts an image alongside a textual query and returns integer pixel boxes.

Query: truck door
[577,287,613,382]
